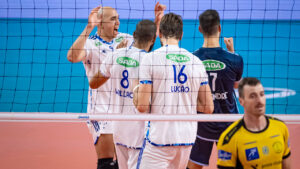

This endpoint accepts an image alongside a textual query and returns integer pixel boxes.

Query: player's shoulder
[114,32,133,43]
[219,119,244,146]
[267,115,287,128]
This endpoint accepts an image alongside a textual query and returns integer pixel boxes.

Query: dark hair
[159,13,183,40]
[238,77,261,98]
[199,9,220,36]
[133,20,157,45]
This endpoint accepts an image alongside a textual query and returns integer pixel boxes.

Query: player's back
[194,47,243,114]
[193,47,243,139]
[100,46,147,148]
[140,45,208,145]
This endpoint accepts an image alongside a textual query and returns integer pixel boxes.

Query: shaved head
[98,7,116,19]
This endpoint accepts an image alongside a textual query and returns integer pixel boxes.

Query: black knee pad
[97,158,115,169]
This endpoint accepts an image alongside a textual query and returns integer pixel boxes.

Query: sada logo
[202,60,226,71]
[166,54,190,63]
[116,57,139,67]
[115,36,124,42]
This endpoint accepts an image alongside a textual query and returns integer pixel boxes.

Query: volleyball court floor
[0,122,299,169]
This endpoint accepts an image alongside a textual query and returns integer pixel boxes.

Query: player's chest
[237,132,284,169]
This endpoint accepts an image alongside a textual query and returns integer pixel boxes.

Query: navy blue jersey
[193,47,243,140]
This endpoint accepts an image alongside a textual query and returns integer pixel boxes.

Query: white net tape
[0,113,300,124]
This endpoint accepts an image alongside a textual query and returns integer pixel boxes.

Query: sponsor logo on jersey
[166,54,190,63]
[203,60,226,71]
[218,150,232,160]
[116,57,139,67]
[115,36,124,42]
[262,146,269,155]
[272,141,283,153]
[95,41,102,46]
[245,147,260,161]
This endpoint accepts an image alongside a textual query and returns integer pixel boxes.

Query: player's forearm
[67,26,93,63]
[89,71,109,89]
[282,156,291,169]
[197,85,214,114]
[135,84,151,113]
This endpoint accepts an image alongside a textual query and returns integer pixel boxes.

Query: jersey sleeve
[83,39,101,82]
[139,53,153,84]
[99,51,114,78]
[217,130,237,168]
[116,33,134,48]
[282,124,291,159]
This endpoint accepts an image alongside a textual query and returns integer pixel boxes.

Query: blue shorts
[189,136,217,166]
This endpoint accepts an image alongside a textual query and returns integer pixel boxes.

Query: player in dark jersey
[188,9,244,169]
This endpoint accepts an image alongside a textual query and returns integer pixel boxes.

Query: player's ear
[199,26,203,33]
[158,30,163,39]
[218,25,221,33]
[180,32,183,41]
[133,31,136,40]
[239,97,244,106]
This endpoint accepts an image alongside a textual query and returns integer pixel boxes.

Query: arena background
[0,0,300,168]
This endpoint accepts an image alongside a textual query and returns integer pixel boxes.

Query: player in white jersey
[134,13,214,169]
[67,4,166,169]
[67,6,133,169]
[89,20,157,169]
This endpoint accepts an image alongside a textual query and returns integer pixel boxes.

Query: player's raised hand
[116,39,128,49]
[154,2,166,36]
[224,37,235,53]
[87,6,102,29]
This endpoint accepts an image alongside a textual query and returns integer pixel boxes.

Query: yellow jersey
[217,116,290,169]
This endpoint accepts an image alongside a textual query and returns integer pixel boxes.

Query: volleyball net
[0,0,300,122]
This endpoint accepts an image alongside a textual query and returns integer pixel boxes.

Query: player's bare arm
[282,156,291,169]
[67,6,102,63]
[89,71,109,89]
[134,84,151,113]
[197,84,214,114]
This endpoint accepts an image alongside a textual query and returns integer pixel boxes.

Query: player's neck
[97,30,114,43]
[243,114,267,132]
[202,36,220,48]
[160,37,179,46]
[133,42,150,52]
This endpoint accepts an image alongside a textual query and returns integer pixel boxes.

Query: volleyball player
[66,3,165,169]
[217,77,291,169]
[134,13,214,169]
[89,19,157,169]
[188,9,244,169]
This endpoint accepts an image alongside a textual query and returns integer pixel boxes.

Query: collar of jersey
[94,34,114,45]
[129,45,147,53]
[242,115,270,133]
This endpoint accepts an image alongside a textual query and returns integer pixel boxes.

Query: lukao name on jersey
[167,54,190,93]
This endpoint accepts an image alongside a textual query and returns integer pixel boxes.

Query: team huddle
[67,2,291,169]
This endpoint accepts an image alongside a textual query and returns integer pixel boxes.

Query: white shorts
[87,120,113,144]
[115,145,140,169]
[138,141,192,169]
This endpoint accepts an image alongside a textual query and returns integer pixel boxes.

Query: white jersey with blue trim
[83,32,133,115]
[100,46,147,148]
[139,45,208,145]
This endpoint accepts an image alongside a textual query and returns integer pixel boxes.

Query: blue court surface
[0,0,300,114]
